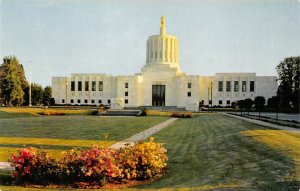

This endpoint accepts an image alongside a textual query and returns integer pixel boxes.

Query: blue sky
[1,0,300,87]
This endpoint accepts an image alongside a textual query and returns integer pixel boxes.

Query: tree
[31,83,44,105]
[267,96,279,120]
[42,86,52,106]
[237,100,245,115]
[267,96,279,110]
[254,96,265,118]
[276,56,300,112]
[50,98,55,106]
[244,98,254,115]
[0,56,28,106]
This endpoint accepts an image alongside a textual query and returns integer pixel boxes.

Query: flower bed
[171,112,192,118]
[38,110,65,116]
[10,137,168,188]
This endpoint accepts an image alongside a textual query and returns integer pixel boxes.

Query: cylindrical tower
[146,16,179,69]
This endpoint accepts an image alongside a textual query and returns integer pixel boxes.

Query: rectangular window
[85,81,89,91]
[125,92,128,96]
[77,99,81,103]
[219,100,222,105]
[99,81,103,91]
[234,81,239,92]
[84,99,88,103]
[218,81,223,92]
[78,81,82,91]
[92,81,96,91]
[226,81,231,92]
[187,82,191,88]
[125,82,128,88]
[160,51,162,58]
[187,92,191,97]
[91,100,95,104]
[227,100,230,105]
[71,99,74,103]
[155,51,157,58]
[71,81,75,91]
[98,100,102,104]
[108,99,111,104]
[125,99,128,104]
[242,81,247,92]
[62,99,65,103]
[250,81,255,92]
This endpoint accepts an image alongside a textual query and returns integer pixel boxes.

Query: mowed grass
[0,107,92,117]
[241,130,300,181]
[0,115,167,161]
[1,113,299,190]
[138,114,299,190]
[0,110,37,119]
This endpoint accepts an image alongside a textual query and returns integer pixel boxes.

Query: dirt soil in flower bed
[16,173,165,189]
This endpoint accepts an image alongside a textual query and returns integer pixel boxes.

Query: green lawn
[0,110,37,119]
[138,114,299,190]
[0,115,167,141]
[0,114,167,161]
[0,113,299,190]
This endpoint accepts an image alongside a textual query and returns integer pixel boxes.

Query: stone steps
[100,109,142,116]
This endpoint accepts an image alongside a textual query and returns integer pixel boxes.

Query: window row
[218,81,255,92]
[70,81,103,92]
[63,99,129,104]
[218,100,232,105]
[70,81,129,92]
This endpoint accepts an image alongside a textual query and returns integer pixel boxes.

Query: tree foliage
[0,56,28,106]
[31,83,44,106]
[254,96,265,117]
[267,96,279,110]
[276,56,300,112]
[244,98,254,114]
[43,86,52,106]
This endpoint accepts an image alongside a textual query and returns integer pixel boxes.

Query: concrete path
[0,162,13,171]
[223,113,300,133]
[0,118,178,171]
[110,118,178,149]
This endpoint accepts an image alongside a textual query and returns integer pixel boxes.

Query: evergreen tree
[43,86,52,106]
[244,98,254,115]
[276,56,300,112]
[0,56,28,106]
[254,96,265,117]
[31,83,44,105]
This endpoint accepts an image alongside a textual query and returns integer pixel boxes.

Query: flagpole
[29,60,32,107]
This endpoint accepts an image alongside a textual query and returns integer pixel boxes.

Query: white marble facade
[52,16,277,110]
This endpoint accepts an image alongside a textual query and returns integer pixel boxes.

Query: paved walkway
[0,118,178,171]
[110,118,178,149]
[223,113,300,133]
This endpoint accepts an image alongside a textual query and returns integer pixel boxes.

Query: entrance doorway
[152,85,165,106]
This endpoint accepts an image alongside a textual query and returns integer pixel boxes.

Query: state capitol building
[52,16,277,111]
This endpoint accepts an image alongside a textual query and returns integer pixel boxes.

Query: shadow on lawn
[0,170,13,186]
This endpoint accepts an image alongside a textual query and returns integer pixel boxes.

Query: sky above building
[1,0,300,87]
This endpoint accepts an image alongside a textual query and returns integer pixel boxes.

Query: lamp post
[210,82,213,110]
[89,84,91,105]
[65,79,68,106]
[29,60,32,107]
[207,86,210,112]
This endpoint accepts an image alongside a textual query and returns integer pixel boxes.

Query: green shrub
[10,139,168,187]
[117,137,168,180]
[171,112,192,118]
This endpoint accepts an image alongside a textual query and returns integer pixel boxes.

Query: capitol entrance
[152,85,165,106]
